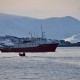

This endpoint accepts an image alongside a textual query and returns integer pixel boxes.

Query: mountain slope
[0,13,80,40]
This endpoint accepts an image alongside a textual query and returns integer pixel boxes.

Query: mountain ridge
[0,13,80,42]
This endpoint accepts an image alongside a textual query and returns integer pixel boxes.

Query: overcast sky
[0,0,80,20]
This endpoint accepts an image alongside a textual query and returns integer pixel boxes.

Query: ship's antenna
[34,32,35,37]
[29,32,32,38]
[37,32,38,38]
[31,32,32,38]
[34,26,35,37]
[41,25,44,38]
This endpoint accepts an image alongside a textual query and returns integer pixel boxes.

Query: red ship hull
[0,43,58,52]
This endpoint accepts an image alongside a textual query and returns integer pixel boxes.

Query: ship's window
[23,40,31,43]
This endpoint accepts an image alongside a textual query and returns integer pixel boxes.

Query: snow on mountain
[0,13,80,41]
[64,33,80,43]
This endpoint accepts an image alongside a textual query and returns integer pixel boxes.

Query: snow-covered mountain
[0,13,80,41]
[64,33,80,43]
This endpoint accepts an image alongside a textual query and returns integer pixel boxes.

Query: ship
[0,27,58,56]
[0,37,58,52]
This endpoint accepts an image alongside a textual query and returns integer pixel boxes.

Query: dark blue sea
[0,47,80,80]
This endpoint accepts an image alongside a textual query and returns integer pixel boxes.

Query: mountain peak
[62,16,80,21]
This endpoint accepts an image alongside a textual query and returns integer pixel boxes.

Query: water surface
[0,47,80,80]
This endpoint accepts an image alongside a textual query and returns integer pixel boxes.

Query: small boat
[19,52,25,56]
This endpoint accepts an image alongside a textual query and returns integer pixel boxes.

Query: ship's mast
[41,25,44,38]
[41,25,45,38]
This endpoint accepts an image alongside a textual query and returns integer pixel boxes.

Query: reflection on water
[0,47,80,80]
